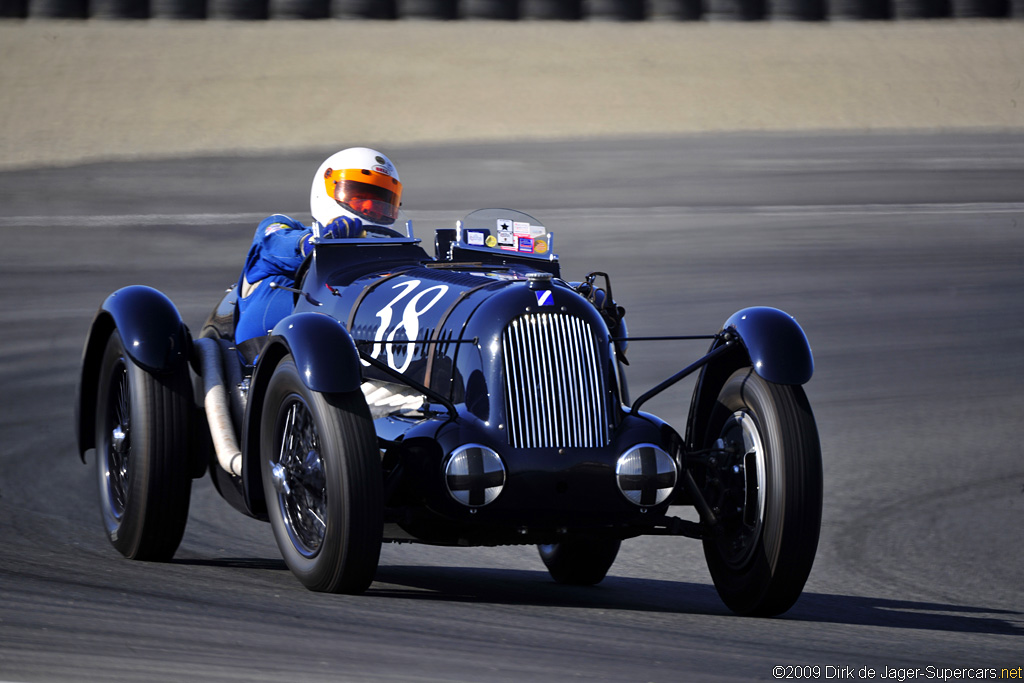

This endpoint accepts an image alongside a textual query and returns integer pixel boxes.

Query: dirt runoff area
[1,19,1022,168]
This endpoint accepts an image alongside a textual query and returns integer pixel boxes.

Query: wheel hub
[270,461,291,496]
[104,364,132,520]
[708,411,766,569]
[272,399,328,558]
[111,425,128,455]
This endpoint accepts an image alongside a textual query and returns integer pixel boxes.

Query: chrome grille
[502,313,608,448]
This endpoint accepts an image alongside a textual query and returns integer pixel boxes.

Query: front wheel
[538,538,621,586]
[94,330,193,561]
[699,368,822,616]
[260,356,382,593]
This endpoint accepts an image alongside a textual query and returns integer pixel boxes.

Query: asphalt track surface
[1,132,1023,682]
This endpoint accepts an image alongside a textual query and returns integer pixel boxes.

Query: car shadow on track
[792,593,1023,636]
[370,565,1023,636]
[172,556,287,571]
[167,558,1022,636]
[373,564,729,614]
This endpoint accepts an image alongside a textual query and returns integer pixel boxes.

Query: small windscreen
[458,209,554,260]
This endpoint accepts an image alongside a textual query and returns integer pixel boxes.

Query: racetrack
[2,14,1024,682]
[1,132,1023,681]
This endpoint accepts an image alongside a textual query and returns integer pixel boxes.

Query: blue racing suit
[235,214,314,351]
[235,213,363,361]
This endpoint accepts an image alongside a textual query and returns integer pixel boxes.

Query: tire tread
[261,357,382,594]
[702,368,822,616]
[96,331,193,562]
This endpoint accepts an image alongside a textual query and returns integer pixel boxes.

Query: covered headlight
[444,444,506,507]
[615,444,677,507]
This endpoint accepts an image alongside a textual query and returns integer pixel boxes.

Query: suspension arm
[629,340,734,415]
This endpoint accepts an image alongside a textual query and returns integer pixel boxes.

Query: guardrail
[1,0,1020,19]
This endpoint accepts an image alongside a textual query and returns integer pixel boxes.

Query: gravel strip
[1,20,1022,168]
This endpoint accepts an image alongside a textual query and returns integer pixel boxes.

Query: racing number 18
[369,280,450,373]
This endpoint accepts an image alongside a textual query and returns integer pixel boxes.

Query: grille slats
[502,313,608,448]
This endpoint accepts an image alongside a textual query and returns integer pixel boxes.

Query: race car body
[76,209,822,616]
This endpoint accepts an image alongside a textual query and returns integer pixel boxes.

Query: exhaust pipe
[194,337,243,477]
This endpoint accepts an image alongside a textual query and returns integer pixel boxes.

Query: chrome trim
[545,231,557,262]
[502,313,608,448]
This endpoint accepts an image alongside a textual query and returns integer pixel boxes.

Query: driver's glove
[322,215,364,239]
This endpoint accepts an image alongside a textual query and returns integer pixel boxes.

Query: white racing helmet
[310,147,403,237]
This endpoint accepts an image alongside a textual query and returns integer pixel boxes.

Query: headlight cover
[444,444,507,507]
[615,444,677,507]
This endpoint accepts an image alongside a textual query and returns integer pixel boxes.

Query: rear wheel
[700,368,822,616]
[538,538,621,586]
[261,356,382,593]
[94,330,193,561]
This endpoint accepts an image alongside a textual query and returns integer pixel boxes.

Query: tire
[538,538,621,585]
[700,368,822,617]
[520,0,583,18]
[90,0,149,18]
[647,0,703,19]
[261,356,382,594]
[270,0,330,18]
[463,0,520,18]
[0,0,29,18]
[397,0,459,19]
[150,0,206,18]
[333,0,398,18]
[586,0,646,20]
[28,0,88,17]
[207,0,269,19]
[94,330,193,561]
[771,0,827,19]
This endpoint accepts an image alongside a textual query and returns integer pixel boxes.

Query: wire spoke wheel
[94,330,193,561]
[260,355,382,594]
[270,398,329,557]
[102,359,132,521]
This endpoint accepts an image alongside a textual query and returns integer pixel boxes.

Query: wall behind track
[2,0,1022,19]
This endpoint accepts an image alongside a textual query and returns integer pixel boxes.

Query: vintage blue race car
[75,208,822,617]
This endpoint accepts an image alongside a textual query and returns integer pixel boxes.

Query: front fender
[240,311,363,518]
[76,285,190,460]
[723,306,813,386]
[683,307,812,453]
[262,312,363,394]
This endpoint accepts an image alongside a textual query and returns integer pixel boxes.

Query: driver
[234,147,403,360]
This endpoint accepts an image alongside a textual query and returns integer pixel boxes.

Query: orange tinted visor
[323,168,403,225]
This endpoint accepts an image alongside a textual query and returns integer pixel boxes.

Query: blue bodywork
[76,210,815,545]
[76,285,191,461]
[723,306,814,386]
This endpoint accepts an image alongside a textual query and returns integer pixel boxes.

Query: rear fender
[240,312,363,517]
[684,307,813,451]
[75,285,191,461]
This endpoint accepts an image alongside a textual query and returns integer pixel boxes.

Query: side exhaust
[194,337,243,477]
